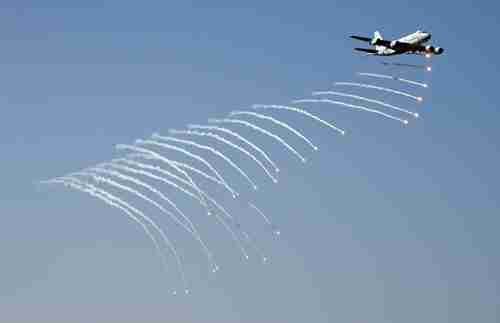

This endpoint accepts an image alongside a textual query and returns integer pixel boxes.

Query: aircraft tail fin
[371,31,383,46]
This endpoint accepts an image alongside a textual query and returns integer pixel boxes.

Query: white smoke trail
[312,91,419,118]
[104,161,202,235]
[206,203,249,262]
[229,110,318,151]
[72,169,218,272]
[115,158,249,261]
[138,154,224,186]
[115,144,209,209]
[153,133,258,191]
[42,177,187,294]
[357,72,392,80]
[136,139,238,198]
[248,202,271,225]
[168,129,278,184]
[208,118,307,163]
[357,72,428,88]
[113,158,202,203]
[124,153,224,191]
[396,77,428,88]
[193,189,260,262]
[248,202,280,237]
[89,165,196,237]
[334,82,423,102]
[292,98,409,125]
[112,158,260,260]
[251,104,345,135]
[188,124,280,173]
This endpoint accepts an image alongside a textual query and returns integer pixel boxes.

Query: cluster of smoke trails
[139,153,225,187]
[88,165,195,237]
[312,91,419,118]
[357,72,428,88]
[334,82,423,102]
[113,158,202,203]
[229,110,319,151]
[200,193,267,263]
[207,202,249,262]
[187,124,280,173]
[124,153,224,194]
[118,157,251,261]
[251,104,346,135]
[208,118,307,163]
[136,139,238,199]
[104,161,201,233]
[73,169,218,272]
[114,154,269,262]
[292,98,409,125]
[168,129,278,184]
[115,144,210,210]
[123,151,227,216]
[199,189,269,262]
[152,133,259,191]
[41,177,187,294]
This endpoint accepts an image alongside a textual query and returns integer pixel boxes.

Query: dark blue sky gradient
[1,1,498,322]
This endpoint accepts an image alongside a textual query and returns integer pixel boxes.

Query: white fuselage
[377,30,431,55]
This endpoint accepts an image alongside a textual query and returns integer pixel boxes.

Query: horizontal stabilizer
[350,35,372,42]
[354,48,378,54]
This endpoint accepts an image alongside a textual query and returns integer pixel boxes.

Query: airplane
[350,30,444,57]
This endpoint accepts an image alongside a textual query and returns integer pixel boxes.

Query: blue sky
[1,1,498,322]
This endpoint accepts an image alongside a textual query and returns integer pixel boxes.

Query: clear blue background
[1,1,498,322]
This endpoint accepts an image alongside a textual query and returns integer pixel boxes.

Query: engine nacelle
[425,45,435,53]
[434,47,444,55]
[390,40,399,48]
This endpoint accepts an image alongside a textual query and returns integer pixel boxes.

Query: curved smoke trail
[135,153,224,187]
[42,177,187,294]
[112,158,202,203]
[229,110,318,151]
[136,139,238,198]
[105,161,202,232]
[334,82,423,102]
[124,153,224,191]
[168,129,278,184]
[251,104,345,135]
[292,98,409,124]
[88,165,195,236]
[357,72,428,88]
[187,124,280,173]
[248,202,280,237]
[115,144,210,209]
[72,169,218,272]
[152,133,258,191]
[312,91,419,118]
[208,118,307,163]
[116,157,250,260]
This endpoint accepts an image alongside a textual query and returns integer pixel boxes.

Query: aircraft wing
[354,48,378,54]
[350,35,392,47]
[350,35,371,42]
